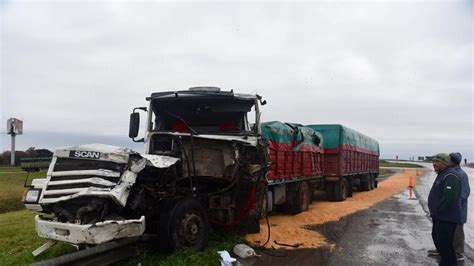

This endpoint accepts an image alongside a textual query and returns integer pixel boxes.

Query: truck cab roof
[147,87,258,102]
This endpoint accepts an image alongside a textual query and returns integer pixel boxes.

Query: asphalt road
[328,167,473,265]
[241,166,473,265]
[327,190,442,265]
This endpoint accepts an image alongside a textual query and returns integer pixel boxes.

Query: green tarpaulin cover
[306,124,379,154]
[261,121,322,151]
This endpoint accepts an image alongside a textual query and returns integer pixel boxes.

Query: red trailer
[307,124,380,201]
[261,122,324,213]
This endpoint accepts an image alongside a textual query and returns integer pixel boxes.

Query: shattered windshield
[150,97,256,135]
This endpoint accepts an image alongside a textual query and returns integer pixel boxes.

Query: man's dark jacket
[454,165,470,224]
[428,167,462,223]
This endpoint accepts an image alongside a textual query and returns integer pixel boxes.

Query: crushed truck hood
[39,144,180,206]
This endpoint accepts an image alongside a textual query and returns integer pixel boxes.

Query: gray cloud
[1,1,472,160]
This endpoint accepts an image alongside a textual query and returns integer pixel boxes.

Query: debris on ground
[218,250,236,266]
[233,244,259,258]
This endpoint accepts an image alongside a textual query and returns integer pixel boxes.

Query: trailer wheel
[333,178,348,201]
[373,175,378,188]
[283,181,310,214]
[370,174,376,190]
[361,175,371,191]
[159,197,209,252]
[297,181,311,212]
[326,182,335,201]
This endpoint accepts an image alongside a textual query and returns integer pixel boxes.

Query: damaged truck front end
[25,87,269,254]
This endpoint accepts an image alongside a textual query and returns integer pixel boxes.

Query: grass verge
[0,210,76,265]
[379,168,395,175]
[0,168,47,213]
[379,160,423,168]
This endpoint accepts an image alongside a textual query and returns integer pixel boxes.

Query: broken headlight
[24,188,41,203]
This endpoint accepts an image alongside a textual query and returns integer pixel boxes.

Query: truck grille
[41,158,126,203]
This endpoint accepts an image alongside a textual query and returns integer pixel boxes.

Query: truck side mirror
[129,107,147,142]
[129,113,140,139]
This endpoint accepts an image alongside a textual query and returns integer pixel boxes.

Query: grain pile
[245,169,425,249]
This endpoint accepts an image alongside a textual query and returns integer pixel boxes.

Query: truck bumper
[35,215,145,245]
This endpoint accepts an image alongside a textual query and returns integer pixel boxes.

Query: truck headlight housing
[24,189,41,203]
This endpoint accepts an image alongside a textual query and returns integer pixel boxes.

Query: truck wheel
[283,181,310,214]
[333,178,348,201]
[368,175,374,191]
[159,197,209,252]
[297,181,310,212]
[361,175,371,191]
[373,175,378,188]
[347,177,354,197]
[326,182,335,201]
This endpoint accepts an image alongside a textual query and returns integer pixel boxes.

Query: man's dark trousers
[432,218,458,265]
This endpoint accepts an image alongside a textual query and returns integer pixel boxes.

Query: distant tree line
[0,147,53,165]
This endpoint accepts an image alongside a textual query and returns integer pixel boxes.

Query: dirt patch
[245,169,425,249]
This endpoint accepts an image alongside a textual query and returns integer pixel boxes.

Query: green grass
[0,166,23,172]
[126,230,246,266]
[379,160,423,168]
[0,168,47,213]
[379,168,395,175]
[0,210,76,265]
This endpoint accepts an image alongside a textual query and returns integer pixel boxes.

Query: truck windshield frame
[148,95,258,136]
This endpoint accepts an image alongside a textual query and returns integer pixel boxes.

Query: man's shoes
[427,249,439,257]
[428,249,439,256]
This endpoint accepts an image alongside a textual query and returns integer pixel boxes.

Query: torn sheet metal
[39,145,180,207]
[52,169,121,178]
[141,154,180,168]
[47,177,117,187]
[35,215,145,245]
[40,156,154,206]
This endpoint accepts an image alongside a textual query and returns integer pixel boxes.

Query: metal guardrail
[31,237,141,266]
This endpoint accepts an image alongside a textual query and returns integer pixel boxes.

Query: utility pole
[11,131,16,165]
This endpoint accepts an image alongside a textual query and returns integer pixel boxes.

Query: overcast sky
[1,1,472,160]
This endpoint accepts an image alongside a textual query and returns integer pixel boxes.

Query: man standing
[450,152,470,264]
[428,153,462,266]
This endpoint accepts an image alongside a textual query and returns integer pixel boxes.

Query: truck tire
[368,175,374,191]
[297,181,311,212]
[159,197,209,252]
[326,182,335,201]
[370,174,376,190]
[373,175,378,188]
[283,181,310,214]
[361,175,371,191]
[333,178,348,201]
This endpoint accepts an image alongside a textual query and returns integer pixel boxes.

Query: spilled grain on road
[246,169,426,249]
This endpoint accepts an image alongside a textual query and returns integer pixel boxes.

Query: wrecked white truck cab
[24,87,269,254]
